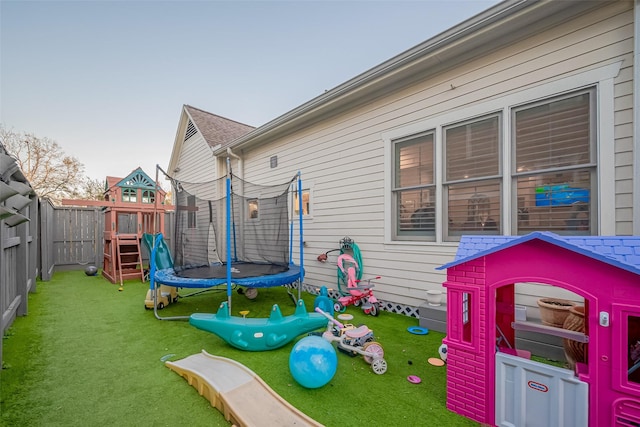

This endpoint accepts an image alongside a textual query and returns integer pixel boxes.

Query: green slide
[142,233,174,270]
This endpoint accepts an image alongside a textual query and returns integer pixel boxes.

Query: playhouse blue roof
[437,231,640,276]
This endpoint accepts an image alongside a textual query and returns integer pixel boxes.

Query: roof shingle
[184,105,254,150]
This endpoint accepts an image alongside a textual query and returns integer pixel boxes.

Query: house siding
[230,2,634,310]
[174,133,218,200]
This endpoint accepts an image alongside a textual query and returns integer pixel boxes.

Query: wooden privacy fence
[40,202,175,280]
[2,193,174,367]
[1,145,38,367]
[39,199,104,281]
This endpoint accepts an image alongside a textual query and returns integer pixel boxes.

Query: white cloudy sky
[1,0,500,182]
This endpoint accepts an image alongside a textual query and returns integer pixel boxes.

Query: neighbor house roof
[437,232,640,276]
[184,105,254,150]
[167,105,255,174]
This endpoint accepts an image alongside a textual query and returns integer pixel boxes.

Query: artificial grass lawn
[1,270,479,426]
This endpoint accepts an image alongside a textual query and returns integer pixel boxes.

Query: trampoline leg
[285,280,302,305]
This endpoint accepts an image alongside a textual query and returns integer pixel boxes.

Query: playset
[438,232,640,427]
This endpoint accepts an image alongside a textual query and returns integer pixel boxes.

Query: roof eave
[214,0,605,155]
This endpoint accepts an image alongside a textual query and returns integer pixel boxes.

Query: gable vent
[185,120,197,140]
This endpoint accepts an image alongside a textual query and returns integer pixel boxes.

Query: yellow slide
[165,350,323,427]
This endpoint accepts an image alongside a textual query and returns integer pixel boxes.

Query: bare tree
[0,126,85,201]
[80,177,106,200]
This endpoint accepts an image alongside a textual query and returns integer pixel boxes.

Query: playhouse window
[392,131,435,241]
[141,190,155,204]
[122,188,137,203]
[628,315,640,385]
[462,292,473,344]
[448,288,477,349]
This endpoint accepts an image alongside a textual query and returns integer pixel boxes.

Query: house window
[293,189,311,216]
[122,188,137,203]
[248,199,259,219]
[187,195,196,228]
[142,190,155,204]
[513,89,596,235]
[445,115,501,238]
[388,86,598,242]
[392,131,435,240]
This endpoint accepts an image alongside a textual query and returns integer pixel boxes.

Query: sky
[1,0,501,183]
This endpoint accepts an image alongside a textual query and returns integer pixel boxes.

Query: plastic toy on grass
[314,307,387,374]
[142,233,178,310]
[189,299,328,351]
[289,335,338,388]
[333,254,381,316]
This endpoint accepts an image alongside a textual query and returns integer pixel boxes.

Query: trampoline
[148,164,305,318]
[154,263,303,288]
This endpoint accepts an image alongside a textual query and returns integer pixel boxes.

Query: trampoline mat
[175,263,289,279]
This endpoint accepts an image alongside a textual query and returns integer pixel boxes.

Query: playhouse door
[495,352,588,427]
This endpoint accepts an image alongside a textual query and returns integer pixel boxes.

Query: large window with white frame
[390,87,597,242]
[512,89,596,235]
[445,114,502,238]
[392,131,435,241]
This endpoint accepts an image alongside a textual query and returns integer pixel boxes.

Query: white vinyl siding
[210,3,632,308]
[173,127,219,200]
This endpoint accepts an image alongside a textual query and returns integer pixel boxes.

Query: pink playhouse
[438,232,640,427]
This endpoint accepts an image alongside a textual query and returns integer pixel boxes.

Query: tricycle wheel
[369,302,380,317]
[371,358,387,374]
[353,298,361,307]
[363,341,384,364]
[333,302,345,313]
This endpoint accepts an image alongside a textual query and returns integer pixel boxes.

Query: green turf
[1,270,479,426]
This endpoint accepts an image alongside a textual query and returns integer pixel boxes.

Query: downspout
[634,0,640,234]
[226,147,243,179]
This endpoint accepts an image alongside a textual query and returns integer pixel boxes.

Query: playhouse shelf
[511,321,589,343]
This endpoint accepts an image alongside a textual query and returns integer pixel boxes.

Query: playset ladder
[115,234,144,286]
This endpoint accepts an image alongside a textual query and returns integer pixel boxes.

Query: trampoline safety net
[171,173,296,278]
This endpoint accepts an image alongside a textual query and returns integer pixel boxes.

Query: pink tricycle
[333,254,381,316]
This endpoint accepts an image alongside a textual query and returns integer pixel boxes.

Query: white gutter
[634,0,640,234]
[226,147,243,179]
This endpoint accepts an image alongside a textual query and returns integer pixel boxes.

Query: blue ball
[289,335,337,389]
